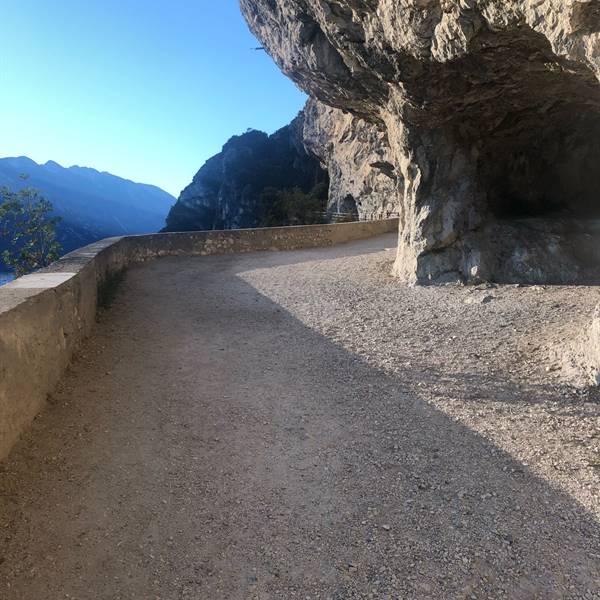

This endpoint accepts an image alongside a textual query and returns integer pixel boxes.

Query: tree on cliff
[0,185,62,276]
[259,182,328,227]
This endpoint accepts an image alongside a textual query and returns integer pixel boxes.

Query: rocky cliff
[303,98,398,219]
[164,111,328,232]
[241,0,600,283]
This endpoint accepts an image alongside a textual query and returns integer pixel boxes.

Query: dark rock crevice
[403,24,600,283]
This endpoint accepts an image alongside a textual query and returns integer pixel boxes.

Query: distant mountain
[0,157,175,265]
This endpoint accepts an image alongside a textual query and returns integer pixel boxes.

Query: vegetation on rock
[259,182,328,227]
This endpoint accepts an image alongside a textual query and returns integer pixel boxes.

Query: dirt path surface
[2,233,600,599]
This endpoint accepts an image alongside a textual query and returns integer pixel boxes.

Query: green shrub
[259,182,328,227]
[0,186,62,276]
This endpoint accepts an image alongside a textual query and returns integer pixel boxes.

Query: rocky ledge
[241,0,600,284]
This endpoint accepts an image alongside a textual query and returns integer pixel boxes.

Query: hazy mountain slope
[0,156,174,236]
[0,157,175,268]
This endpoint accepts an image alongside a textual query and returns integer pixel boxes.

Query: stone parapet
[0,219,398,460]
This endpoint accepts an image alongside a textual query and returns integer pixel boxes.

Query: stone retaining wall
[0,219,398,460]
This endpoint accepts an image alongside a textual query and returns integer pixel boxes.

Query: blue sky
[1,1,307,196]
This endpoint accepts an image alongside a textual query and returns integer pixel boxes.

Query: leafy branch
[0,186,62,277]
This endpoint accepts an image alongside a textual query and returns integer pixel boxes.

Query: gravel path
[1,233,600,599]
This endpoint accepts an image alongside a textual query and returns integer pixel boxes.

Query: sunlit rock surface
[303,98,399,219]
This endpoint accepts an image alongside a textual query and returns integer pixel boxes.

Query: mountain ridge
[0,156,176,269]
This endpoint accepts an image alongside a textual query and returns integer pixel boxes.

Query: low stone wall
[0,219,398,460]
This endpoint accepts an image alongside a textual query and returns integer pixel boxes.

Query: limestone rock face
[164,111,328,232]
[303,98,399,219]
[559,303,600,387]
[241,0,600,283]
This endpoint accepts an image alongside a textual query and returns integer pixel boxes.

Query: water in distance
[0,272,15,286]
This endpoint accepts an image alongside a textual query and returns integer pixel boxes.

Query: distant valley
[0,156,175,270]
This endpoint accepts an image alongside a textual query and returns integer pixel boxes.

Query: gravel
[1,232,600,599]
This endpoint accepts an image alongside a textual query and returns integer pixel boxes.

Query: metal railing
[360,211,400,222]
[319,211,400,224]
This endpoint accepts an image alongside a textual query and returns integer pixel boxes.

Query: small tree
[0,186,62,277]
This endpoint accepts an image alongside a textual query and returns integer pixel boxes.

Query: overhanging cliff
[241,0,600,283]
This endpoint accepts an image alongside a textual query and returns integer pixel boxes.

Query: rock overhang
[241,0,600,284]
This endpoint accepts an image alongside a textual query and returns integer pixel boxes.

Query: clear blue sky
[1,1,307,196]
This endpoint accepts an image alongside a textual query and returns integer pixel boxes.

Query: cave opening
[452,25,600,226]
[471,93,600,281]
[436,24,600,282]
[338,193,358,218]
[479,109,600,221]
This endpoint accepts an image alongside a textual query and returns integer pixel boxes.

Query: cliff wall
[303,98,398,220]
[164,111,328,232]
[241,0,600,283]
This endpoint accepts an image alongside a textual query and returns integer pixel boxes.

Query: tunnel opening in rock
[336,193,358,218]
